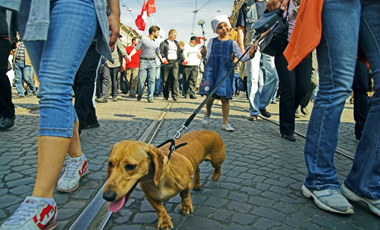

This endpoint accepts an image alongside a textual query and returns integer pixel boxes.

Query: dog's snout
[103,191,117,201]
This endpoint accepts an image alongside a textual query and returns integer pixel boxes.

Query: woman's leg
[221,97,229,125]
[205,96,215,116]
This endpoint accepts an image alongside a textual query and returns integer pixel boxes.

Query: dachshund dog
[103,130,225,229]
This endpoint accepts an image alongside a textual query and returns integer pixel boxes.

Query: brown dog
[103,130,225,229]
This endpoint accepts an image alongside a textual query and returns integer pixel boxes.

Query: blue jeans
[138,59,156,99]
[17,0,97,137]
[259,54,279,110]
[154,65,162,94]
[14,59,35,96]
[304,0,380,199]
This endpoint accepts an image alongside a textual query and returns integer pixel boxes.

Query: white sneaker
[301,185,354,214]
[202,114,210,125]
[341,184,380,217]
[56,154,88,192]
[222,124,234,132]
[0,196,57,230]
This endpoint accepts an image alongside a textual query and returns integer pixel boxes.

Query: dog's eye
[108,162,113,168]
[125,164,136,171]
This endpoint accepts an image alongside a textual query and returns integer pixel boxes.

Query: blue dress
[199,38,234,99]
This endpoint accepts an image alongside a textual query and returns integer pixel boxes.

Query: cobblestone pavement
[1,89,378,230]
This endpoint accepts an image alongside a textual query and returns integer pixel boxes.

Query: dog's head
[103,140,164,212]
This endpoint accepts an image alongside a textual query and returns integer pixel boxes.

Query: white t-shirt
[167,40,177,60]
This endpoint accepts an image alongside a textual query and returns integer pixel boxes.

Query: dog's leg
[179,183,193,215]
[145,194,173,230]
[192,166,201,190]
[211,161,222,181]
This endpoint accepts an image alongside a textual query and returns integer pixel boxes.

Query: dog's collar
[156,139,188,160]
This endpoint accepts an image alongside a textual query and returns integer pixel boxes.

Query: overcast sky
[119,0,235,45]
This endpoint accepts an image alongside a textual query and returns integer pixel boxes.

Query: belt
[140,58,155,60]
[16,58,25,61]
[168,59,177,62]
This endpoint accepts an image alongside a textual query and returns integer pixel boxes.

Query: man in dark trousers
[73,41,101,134]
[159,29,184,102]
[0,9,15,130]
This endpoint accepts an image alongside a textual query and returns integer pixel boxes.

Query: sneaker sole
[56,167,88,193]
[301,185,354,214]
[342,184,380,217]
[46,221,58,230]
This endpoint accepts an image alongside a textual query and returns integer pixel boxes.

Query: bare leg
[221,97,230,125]
[32,136,71,198]
[68,120,82,158]
[205,96,215,116]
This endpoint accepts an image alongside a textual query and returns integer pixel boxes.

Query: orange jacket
[283,0,324,70]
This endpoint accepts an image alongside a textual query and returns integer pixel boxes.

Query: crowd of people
[0,0,380,229]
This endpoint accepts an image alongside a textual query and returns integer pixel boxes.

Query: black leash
[156,139,188,160]
[173,33,261,139]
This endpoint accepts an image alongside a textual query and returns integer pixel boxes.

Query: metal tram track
[69,102,174,230]
[231,102,355,161]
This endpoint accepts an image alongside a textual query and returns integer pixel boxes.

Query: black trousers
[353,60,369,140]
[275,52,312,135]
[300,52,318,108]
[162,61,179,99]
[0,39,14,119]
[183,65,198,97]
[73,43,100,130]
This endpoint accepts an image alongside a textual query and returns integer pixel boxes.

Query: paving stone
[220,223,253,230]
[190,194,207,204]
[5,177,35,188]
[227,201,252,213]
[212,209,234,222]
[261,190,282,200]
[230,213,256,225]
[248,196,275,208]
[56,208,80,220]
[227,191,248,202]
[194,206,217,217]
[74,189,94,199]
[9,185,33,195]
[177,215,221,230]
[0,195,23,208]
[113,209,133,224]
[111,225,142,230]
[251,207,286,221]
[310,215,338,229]
[202,189,228,198]
[63,201,86,209]
[132,213,157,224]
[269,186,292,195]
[140,200,155,212]
[283,216,303,228]
[291,207,320,220]
[253,217,282,229]
[203,197,228,208]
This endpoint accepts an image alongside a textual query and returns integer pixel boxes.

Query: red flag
[197,37,207,44]
[146,0,156,17]
[135,0,147,31]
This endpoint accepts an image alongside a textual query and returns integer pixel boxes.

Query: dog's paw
[212,173,221,181]
[179,204,193,215]
[158,218,173,230]
[192,182,202,190]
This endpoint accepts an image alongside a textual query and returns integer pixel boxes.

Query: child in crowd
[200,15,256,132]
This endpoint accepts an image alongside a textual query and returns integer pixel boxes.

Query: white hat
[211,15,231,34]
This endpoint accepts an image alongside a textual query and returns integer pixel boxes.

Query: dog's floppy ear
[145,145,164,187]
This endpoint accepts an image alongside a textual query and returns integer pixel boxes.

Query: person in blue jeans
[268,0,380,216]
[0,0,119,229]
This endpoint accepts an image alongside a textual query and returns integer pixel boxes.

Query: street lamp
[198,19,206,46]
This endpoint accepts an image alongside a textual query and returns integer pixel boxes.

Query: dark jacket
[159,39,184,62]
[0,9,9,38]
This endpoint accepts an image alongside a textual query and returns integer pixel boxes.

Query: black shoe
[113,97,118,102]
[301,106,309,115]
[84,121,100,129]
[164,97,168,100]
[95,98,107,103]
[153,93,159,97]
[259,108,271,118]
[281,134,296,142]
[190,95,197,99]
[184,95,189,99]
[129,94,136,98]
[173,97,179,102]
[0,116,15,130]
[137,95,142,101]
[148,98,154,103]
